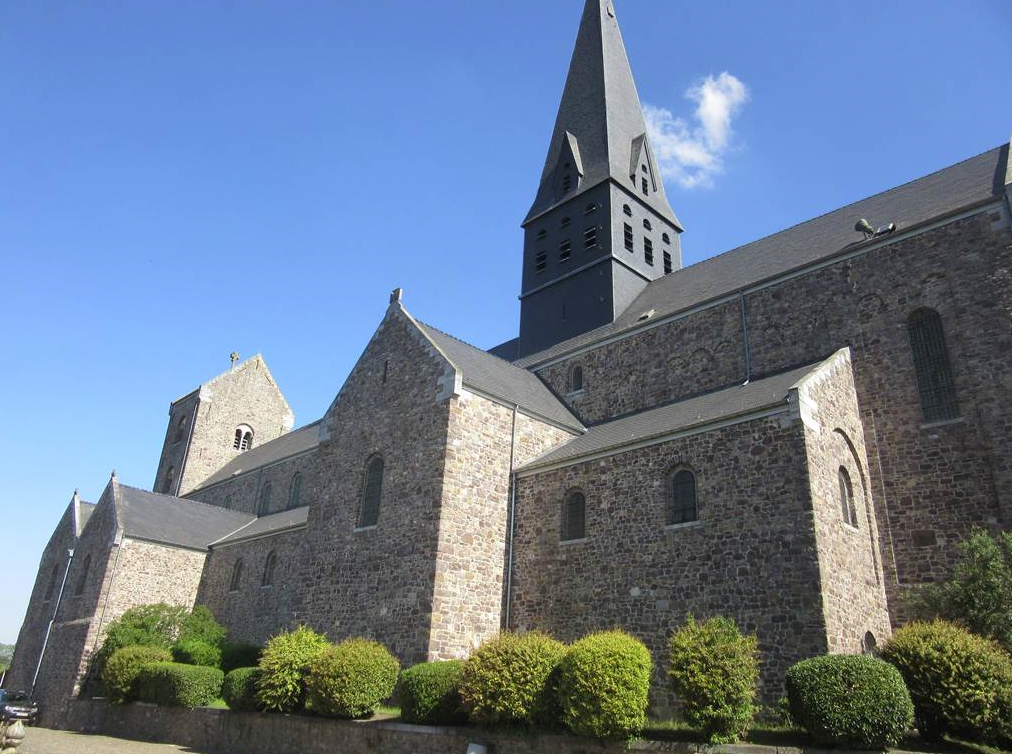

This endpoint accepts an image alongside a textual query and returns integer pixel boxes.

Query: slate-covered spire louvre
[524,0,680,228]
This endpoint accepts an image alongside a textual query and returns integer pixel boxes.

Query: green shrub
[557,630,652,741]
[102,645,173,703]
[460,632,567,728]
[305,638,400,719]
[397,660,467,726]
[172,639,222,668]
[222,667,262,712]
[177,606,227,649]
[93,604,187,676]
[881,621,1012,745]
[909,530,1012,653]
[785,655,913,750]
[256,625,330,713]
[221,641,263,674]
[667,616,759,744]
[136,662,224,708]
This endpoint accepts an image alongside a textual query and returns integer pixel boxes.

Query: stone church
[10,0,1012,715]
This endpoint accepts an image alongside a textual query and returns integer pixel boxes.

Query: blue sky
[1,0,1010,644]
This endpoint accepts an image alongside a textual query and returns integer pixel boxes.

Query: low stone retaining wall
[49,699,855,754]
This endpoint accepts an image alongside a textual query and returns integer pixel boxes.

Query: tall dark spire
[516,0,684,358]
[525,0,680,228]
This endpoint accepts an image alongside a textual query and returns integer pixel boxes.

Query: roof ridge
[672,143,1004,278]
[120,483,253,517]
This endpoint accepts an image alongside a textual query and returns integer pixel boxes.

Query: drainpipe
[739,290,753,385]
[31,549,74,695]
[503,404,520,631]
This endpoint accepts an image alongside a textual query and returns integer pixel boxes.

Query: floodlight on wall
[466,744,488,754]
[855,218,875,239]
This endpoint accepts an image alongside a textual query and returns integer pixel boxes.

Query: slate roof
[417,321,584,432]
[211,506,310,547]
[117,484,253,551]
[77,502,96,536]
[517,362,822,472]
[516,144,1010,367]
[196,420,322,490]
[525,0,679,227]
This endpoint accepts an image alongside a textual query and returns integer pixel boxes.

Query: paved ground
[23,727,209,754]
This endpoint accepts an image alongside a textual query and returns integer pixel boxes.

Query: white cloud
[644,72,750,189]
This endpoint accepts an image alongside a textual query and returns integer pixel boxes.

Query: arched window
[262,551,277,587]
[174,415,187,444]
[669,469,698,525]
[907,309,959,422]
[233,425,254,451]
[229,559,244,592]
[75,554,91,596]
[643,219,652,231]
[358,456,384,528]
[561,490,586,541]
[623,204,633,217]
[569,365,584,393]
[258,482,273,516]
[164,465,175,493]
[44,563,60,601]
[289,473,303,509]
[862,631,878,655]
[584,203,597,215]
[662,233,671,245]
[839,467,858,527]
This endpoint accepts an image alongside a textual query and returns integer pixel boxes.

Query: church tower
[518,0,683,357]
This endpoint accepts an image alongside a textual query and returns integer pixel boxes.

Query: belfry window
[562,173,572,193]
[559,239,571,262]
[174,415,187,444]
[643,219,652,231]
[44,563,60,601]
[537,229,547,241]
[663,233,671,245]
[535,251,547,273]
[75,554,91,596]
[258,482,273,516]
[623,204,633,217]
[641,177,649,196]
[289,473,302,509]
[584,226,598,249]
[644,238,654,266]
[234,425,254,452]
[669,469,698,525]
[624,224,634,251]
[584,203,597,215]
[560,217,571,229]
[262,551,277,587]
[164,465,175,494]
[230,559,244,592]
[663,251,673,274]
[840,467,858,527]
[907,309,959,423]
[570,365,584,393]
[358,456,384,529]
[561,490,586,541]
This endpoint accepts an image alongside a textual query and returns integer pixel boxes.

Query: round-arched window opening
[862,631,877,655]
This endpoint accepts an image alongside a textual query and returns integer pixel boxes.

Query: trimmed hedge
[558,630,652,741]
[785,655,913,750]
[221,641,263,674]
[256,626,330,713]
[881,621,1012,745]
[172,639,222,668]
[222,667,262,712]
[102,645,173,703]
[667,616,759,744]
[177,606,227,649]
[136,662,224,708]
[398,660,467,726]
[460,632,567,728]
[305,638,400,719]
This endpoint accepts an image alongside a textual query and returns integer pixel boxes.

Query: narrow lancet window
[907,309,959,423]
[358,456,384,528]
[669,470,698,525]
[561,490,586,541]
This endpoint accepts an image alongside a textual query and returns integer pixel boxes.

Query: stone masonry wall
[158,356,294,497]
[429,393,575,660]
[533,210,1012,618]
[293,310,454,665]
[186,449,319,517]
[196,529,305,645]
[797,351,892,653]
[6,502,78,692]
[511,413,827,707]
